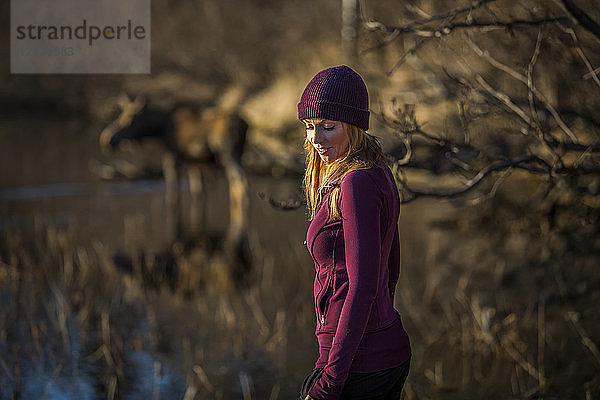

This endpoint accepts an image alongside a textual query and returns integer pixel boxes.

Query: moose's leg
[222,158,250,267]
[163,152,183,241]
[187,164,204,235]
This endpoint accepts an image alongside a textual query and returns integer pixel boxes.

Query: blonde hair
[303,122,384,220]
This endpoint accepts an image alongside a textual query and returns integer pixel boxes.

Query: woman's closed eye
[305,122,336,131]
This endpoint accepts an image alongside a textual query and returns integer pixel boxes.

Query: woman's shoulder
[340,162,389,190]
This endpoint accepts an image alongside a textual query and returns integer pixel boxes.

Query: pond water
[0,113,319,399]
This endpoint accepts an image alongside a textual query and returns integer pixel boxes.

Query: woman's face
[304,119,349,163]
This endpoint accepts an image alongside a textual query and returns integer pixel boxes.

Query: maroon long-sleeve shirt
[305,162,411,400]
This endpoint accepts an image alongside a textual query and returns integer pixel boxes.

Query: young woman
[297,65,411,400]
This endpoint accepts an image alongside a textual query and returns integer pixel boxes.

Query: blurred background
[1,0,599,398]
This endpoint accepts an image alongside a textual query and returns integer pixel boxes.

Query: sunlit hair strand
[303,122,383,220]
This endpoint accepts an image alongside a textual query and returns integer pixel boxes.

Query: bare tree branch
[547,139,600,152]
[474,73,533,126]
[438,17,569,33]
[364,17,568,40]
[363,0,499,73]
[257,192,304,211]
[464,35,579,142]
[469,166,513,205]
[387,36,429,75]
[527,29,545,140]
[556,0,600,42]
[457,99,472,144]
[364,0,498,35]
[583,66,600,80]
[403,1,431,19]
[355,1,600,209]
[409,0,497,26]
[397,155,549,204]
[556,22,600,90]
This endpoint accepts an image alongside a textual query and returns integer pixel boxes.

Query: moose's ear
[117,93,132,109]
[132,95,147,109]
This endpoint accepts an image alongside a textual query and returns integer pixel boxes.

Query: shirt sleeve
[388,226,400,300]
[308,170,383,400]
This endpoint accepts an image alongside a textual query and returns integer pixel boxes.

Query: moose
[99,94,250,285]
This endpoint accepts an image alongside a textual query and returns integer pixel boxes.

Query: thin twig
[556,0,600,42]
[397,135,413,166]
[547,139,600,152]
[360,24,401,54]
[538,300,546,391]
[257,192,304,211]
[574,145,594,167]
[40,363,64,400]
[457,99,471,144]
[404,1,431,19]
[387,36,429,75]
[0,357,14,381]
[583,65,600,79]
[566,312,600,369]
[464,35,579,143]
[363,0,497,36]
[193,364,215,392]
[556,22,600,89]
[388,14,456,75]
[411,0,497,27]
[527,29,544,140]
[500,335,544,382]
[474,74,532,126]
[469,166,512,205]
[239,371,254,400]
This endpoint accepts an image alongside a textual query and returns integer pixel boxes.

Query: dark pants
[299,358,410,400]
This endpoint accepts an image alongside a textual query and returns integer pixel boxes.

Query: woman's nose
[311,127,324,144]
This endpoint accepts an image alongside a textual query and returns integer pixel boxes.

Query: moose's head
[99,94,171,154]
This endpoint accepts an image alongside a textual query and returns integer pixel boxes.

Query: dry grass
[0,212,316,399]
[397,180,600,399]
[1,177,598,399]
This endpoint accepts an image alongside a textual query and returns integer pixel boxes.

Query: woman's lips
[316,147,330,154]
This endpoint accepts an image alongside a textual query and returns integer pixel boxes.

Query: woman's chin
[319,153,338,163]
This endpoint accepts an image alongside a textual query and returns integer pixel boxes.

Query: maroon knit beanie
[298,65,370,131]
